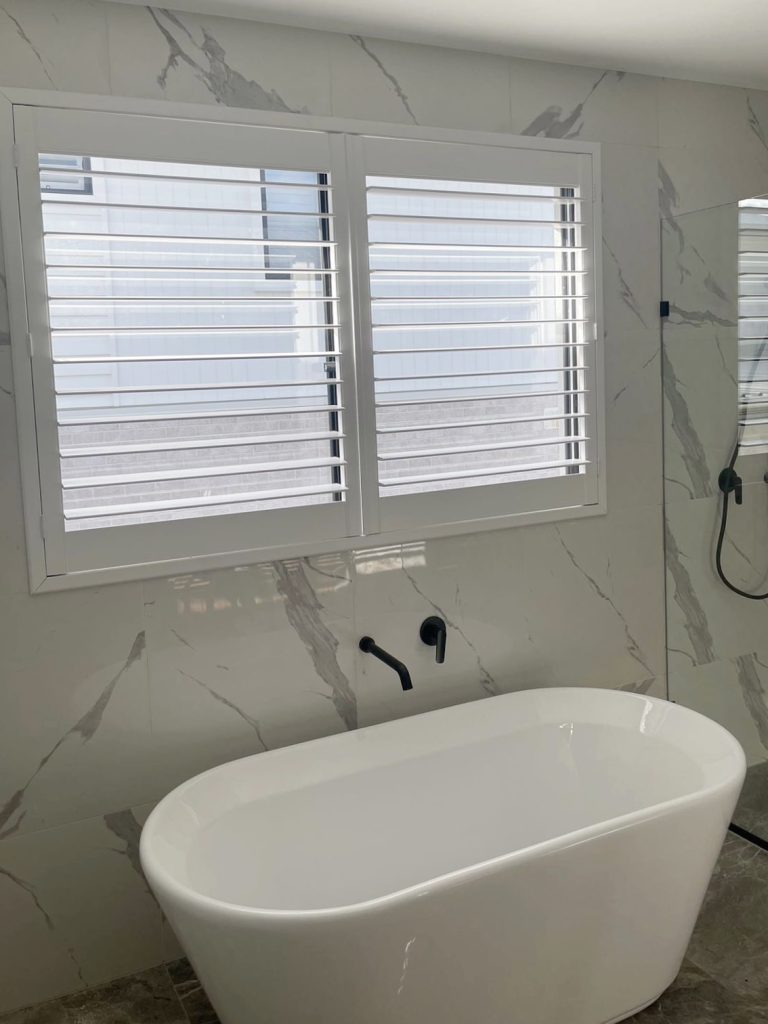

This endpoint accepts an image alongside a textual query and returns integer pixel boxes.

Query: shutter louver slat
[365,175,591,496]
[41,153,346,531]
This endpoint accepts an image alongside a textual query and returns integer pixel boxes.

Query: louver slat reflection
[365,175,591,495]
[738,199,768,449]
[40,153,346,530]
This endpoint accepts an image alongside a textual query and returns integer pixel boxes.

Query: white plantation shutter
[10,107,602,587]
[349,136,601,534]
[738,199,768,450]
[14,108,361,578]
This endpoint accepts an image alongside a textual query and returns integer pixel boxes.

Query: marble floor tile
[628,960,768,1023]
[686,833,768,1001]
[733,760,768,842]
[165,962,218,1024]
[0,969,185,1024]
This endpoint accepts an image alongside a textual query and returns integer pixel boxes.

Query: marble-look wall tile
[0,587,150,839]
[669,649,768,767]
[508,60,658,148]
[0,0,111,93]
[671,647,768,770]
[600,145,664,511]
[665,491,768,668]
[659,201,756,502]
[662,327,740,502]
[0,811,164,1012]
[354,502,667,722]
[142,556,356,796]
[106,5,333,114]
[605,327,663,512]
[601,144,661,334]
[658,79,768,216]
[329,34,511,130]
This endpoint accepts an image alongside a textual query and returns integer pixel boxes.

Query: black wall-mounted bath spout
[359,637,413,691]
[420,616,447,663]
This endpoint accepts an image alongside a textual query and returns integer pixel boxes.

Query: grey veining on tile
[735,654,768,750]
[664,521,715,666]
[0,6,55,86]
[661,346,714,499]
[103,811,152,896]
[668,303,735,330]
[400,564,499,697]
[349,35,417,123]
[0,632,146,840]
[747,96,768,153]
[0,866,54,931]
[0,859,89,989]
[521,69,624,138]
[603,239,648,328]
[659,162,684,252]
[555,528,654,678]
[273,560,357,729]
[176,669,268,752]
[146,7,301,111]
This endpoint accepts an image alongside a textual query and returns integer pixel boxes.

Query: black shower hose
[715,442,768,599]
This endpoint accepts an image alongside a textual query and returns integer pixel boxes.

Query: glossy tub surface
[141,687,745,1024]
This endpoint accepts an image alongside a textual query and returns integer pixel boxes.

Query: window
[738,198,768,451]
[7,106,603,589]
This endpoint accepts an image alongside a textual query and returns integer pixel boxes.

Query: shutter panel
[41,156,346,528]
[351,136,601,533]
[739,199,768,450]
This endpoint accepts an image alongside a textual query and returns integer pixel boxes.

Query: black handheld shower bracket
[718,467,743,505]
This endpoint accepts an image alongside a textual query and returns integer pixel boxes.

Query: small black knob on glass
[420,616,447,664]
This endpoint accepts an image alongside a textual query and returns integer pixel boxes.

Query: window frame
[0,89,605,593]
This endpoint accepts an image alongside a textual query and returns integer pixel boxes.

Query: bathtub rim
[140,688,746,922]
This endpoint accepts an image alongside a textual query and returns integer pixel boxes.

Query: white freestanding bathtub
[141,688,745,1024]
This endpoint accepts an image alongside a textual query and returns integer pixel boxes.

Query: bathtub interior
[143,689,745,913]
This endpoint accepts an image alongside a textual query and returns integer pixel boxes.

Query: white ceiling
[109,0,768,89]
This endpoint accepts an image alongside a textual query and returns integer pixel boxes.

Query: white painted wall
[0,0,765,1012]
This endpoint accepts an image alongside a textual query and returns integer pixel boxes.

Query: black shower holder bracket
[718,467,743,505]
